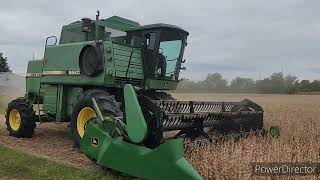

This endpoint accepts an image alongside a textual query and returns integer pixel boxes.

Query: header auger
[6,11,279,179]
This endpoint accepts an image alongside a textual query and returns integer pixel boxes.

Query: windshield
[159,40,182,77]
[128,29,187,80]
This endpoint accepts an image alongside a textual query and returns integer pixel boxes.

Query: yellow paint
[77,107,96,138]
[9,109,21,131]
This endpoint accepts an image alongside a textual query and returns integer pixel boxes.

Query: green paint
[26,60,43,94]
[112,43,143,80]
[66,87,82,116]
[60,16,140,44]
[124,84,147,143]
[145,79,178,90]
[56,85,66,122]
[42,85,58,114]
[81,119,202,180]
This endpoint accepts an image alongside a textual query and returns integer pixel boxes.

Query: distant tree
[270,72,284,82]
[310,80,320,91]
[176,72,318,94]
[293,81,300,93]
[230,77,254,90]
[299,80,311,92]
[204,73,228,91]
[268,72,285,93]
[253,73,286,93]
[284,75,298,93]
[0,53,11,72]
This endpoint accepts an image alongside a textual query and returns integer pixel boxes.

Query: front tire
[71,89,122,148]
[5,97,36,138]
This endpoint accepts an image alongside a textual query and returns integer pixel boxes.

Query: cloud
[0,0,319,81]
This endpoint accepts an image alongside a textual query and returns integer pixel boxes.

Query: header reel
[139,95,264,148]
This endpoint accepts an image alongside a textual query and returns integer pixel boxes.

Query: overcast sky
[0,0,320,81]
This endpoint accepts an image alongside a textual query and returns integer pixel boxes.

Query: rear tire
[5,97,36,138]
[71,89,122,148]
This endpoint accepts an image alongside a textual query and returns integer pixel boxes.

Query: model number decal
[27,70,81,77]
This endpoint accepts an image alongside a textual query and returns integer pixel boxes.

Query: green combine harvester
[5,12,277,179]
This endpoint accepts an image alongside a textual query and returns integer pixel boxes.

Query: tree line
[0,53,11,72]
[177,72,320,94]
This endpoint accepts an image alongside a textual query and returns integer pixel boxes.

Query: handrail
[125,48,142,79]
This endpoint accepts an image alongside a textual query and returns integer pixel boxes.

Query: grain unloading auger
[5,12,279,180]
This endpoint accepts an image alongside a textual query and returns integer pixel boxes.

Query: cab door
[142,31,160,79]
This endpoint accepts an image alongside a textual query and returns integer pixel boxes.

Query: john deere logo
[91,137,99,146]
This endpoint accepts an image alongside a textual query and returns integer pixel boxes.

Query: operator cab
[127,24,189,81]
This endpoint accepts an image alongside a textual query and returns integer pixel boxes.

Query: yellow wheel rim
[9,109,21,131]
[77,107,96,138]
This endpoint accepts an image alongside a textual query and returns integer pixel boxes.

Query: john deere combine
[6,12,271,179]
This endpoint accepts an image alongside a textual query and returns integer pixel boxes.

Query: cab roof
[127,23,189,35]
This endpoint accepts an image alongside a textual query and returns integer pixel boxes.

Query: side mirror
[181,67,187,70]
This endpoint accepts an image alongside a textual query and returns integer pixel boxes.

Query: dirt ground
[0,114,104,172]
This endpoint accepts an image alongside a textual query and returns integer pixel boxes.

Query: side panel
[56,85,67,122]
[112,43,143,80]
[42,85,58,115]
[42,85,82,121]
[41,42,107,86]
[66,87,82,117]
[26,60,43,94]
[145,79,177,90]
[104,41,115,85]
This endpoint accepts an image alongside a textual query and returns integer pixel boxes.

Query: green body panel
[81,120,202,180]
[55,85,67,121]
[44,43,83,71]
[112,43,143,80]
[99,16,141,31]
[39,41,145,86]
[42,85,82,120]
[41,42,106,86]
[59,16,140,44]
[42,86,58,114]
[145,79,178,90]
[123,84,147,143]
[26,60,43,94]
[66,87,82,117]
[103,41,115,85]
